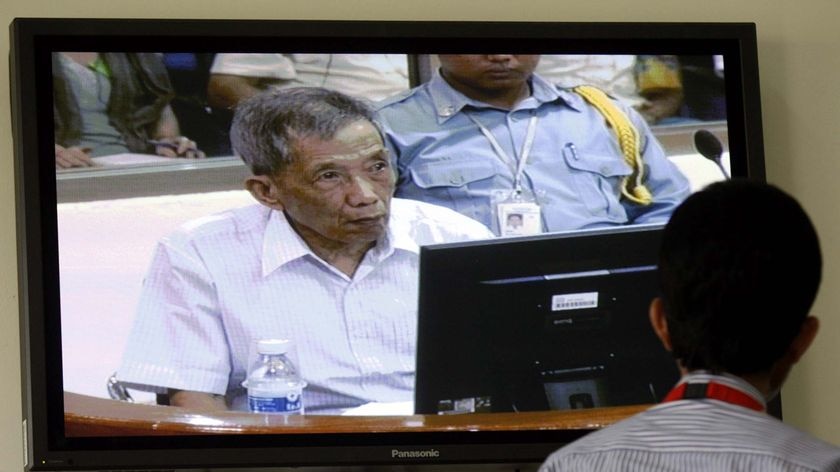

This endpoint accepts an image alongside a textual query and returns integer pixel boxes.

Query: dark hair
[230,87,376,176]
[658,179,822,374]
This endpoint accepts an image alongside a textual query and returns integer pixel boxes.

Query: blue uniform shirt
[375,71,691,235]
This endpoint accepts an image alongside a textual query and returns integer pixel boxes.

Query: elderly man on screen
[540,180,840,471]
[117,87,493,414]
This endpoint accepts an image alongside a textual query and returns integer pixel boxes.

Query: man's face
[438,55,540,94]
[271,120,395,249]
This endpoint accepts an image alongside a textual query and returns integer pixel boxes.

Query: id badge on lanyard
[470,113,543,237]
[493,189,542,237]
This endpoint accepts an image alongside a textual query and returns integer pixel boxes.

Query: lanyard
[662,381,765,412]
[468,113,538,194]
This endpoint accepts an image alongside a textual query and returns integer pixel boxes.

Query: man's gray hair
[230,87,376,176]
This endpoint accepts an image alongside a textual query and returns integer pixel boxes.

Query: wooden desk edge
[64,392,651,437]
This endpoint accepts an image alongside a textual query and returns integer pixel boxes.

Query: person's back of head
[658,179,822,375]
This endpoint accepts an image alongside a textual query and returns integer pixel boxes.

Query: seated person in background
[53,52,204,169]
[540,180,840,471]
[207,53,410,109]
[162,53,233,157]
[536,54,684,125]
[678,54,727,121]
[375,54,691,236]
[117,87,493,414]
[633,55,685,125]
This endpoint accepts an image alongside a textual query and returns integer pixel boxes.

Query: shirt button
[438,105,455,117]
[450,175,463,185]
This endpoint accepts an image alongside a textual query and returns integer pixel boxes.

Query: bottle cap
[256,339,291,355]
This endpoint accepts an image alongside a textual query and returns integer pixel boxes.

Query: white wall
[2,1,840,470]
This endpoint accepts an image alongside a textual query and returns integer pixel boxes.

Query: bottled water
[244,339,306,415]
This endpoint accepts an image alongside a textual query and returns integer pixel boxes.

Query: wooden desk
[65,392,650,437]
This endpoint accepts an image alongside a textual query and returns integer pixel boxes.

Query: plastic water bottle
[243,339,306,415]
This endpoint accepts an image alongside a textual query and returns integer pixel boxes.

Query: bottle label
[248,390,303,414]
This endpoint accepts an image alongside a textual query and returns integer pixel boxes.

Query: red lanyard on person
[662,381,765,412]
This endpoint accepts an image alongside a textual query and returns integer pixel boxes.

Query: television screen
[11,18,764,471]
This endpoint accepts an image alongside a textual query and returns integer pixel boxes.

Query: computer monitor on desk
[415,225,680,415]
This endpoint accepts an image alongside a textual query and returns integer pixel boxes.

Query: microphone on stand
[693,129,729,180]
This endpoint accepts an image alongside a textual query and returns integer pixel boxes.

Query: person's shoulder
[390,198,494,243]
[532,77,636,127]
[539,405,682,471]
[374,84,431,113]
[209,53,293,78]
[755,414,840,470]
[544,402,690,464]
[539,417,639,471]
[167,203,269,246]
[131,52,167,68]
[542,403,840,472]
[564,83,625,111]
[710,409,840,471]
[391,197,485,226]
[558,83,652,143]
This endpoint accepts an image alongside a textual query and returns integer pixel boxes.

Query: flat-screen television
[11,18,765,471]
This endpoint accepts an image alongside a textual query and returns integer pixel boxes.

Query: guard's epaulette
[571,85,653,206]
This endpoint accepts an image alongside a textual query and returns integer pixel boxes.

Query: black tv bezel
[12,18,765,471]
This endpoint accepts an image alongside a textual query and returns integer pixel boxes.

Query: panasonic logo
[391,449,441,459]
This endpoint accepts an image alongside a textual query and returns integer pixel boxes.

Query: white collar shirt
[540,372,840,471]
[118,198,493,414]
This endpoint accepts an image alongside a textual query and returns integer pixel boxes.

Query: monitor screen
[416,225,679,416]
[11,18,764,471]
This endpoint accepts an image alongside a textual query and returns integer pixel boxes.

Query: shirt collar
[261,210,313,277]
[427,70,579,124]
[675,370,768,409]
[261,209,420,277]
[384,216,421,256]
